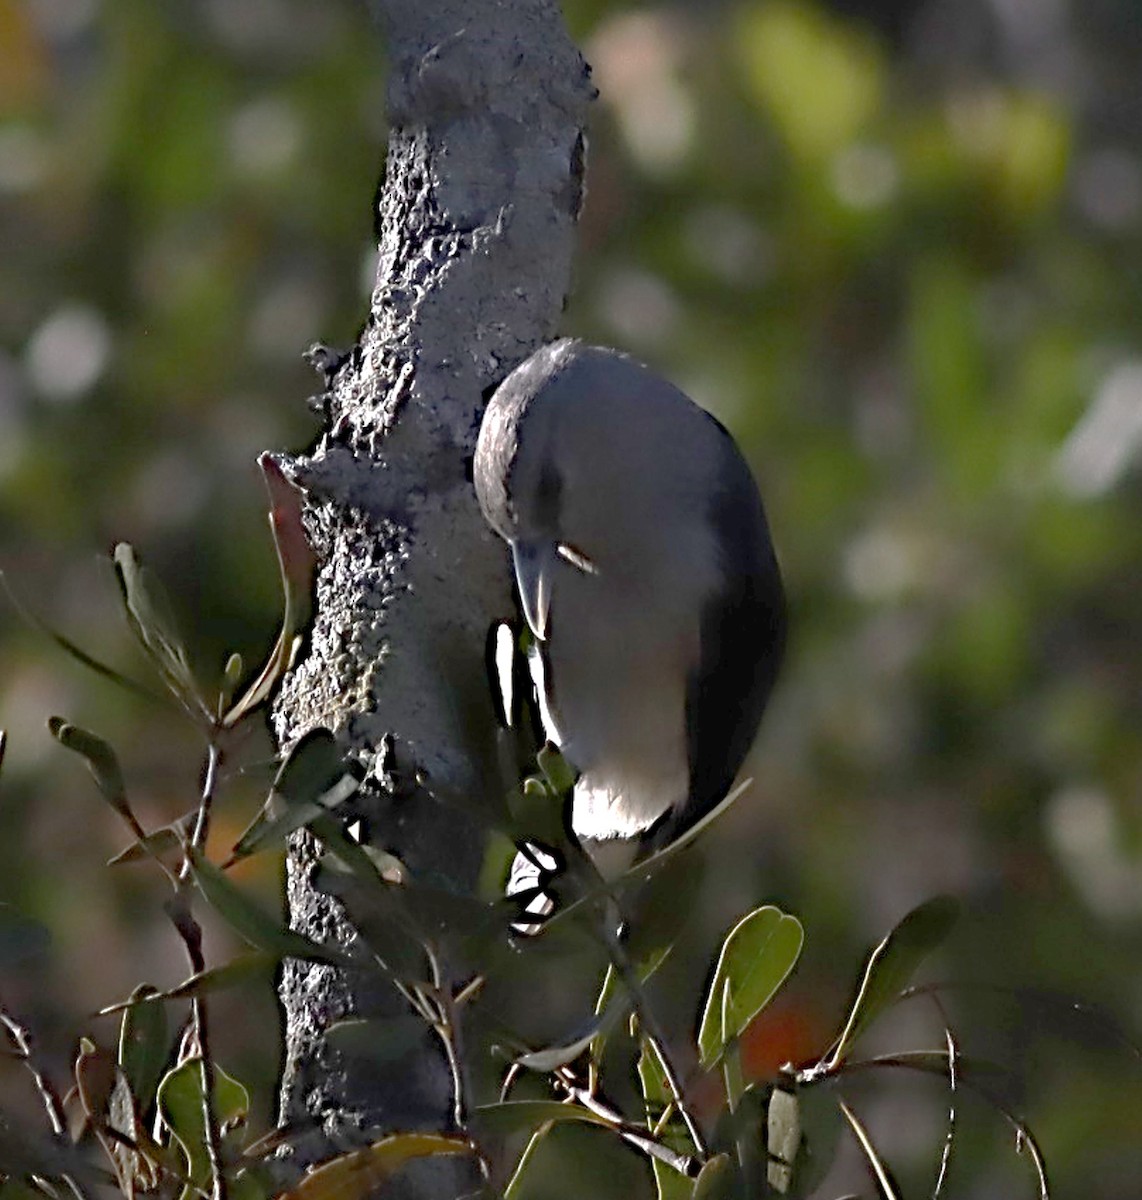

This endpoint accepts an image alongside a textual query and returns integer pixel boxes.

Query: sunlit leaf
[48,718,130,821]
[507,776,567,849]
[618,778,752,889]
[823,896,959,1070]
[279,1134,474,1200]
[74,1037,115,1125]
[698,906,804,1067]
[637,1041,694,1200]
[515,1003,627,1073]
[502,1126,552,1200]
[157,1056,249,1192]
[536,744,575,796]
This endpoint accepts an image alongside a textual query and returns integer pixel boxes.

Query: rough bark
[269,0,592,1179]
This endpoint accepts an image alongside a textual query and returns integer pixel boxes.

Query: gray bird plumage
[475,339,786,877]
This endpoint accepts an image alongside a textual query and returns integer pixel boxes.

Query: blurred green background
[1,0,1140,1195]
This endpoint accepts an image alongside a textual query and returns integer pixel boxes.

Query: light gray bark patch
[270,0,592,1173]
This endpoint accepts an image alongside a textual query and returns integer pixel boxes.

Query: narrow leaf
[100,955,275,1015]
[221,455,315,728]
[619,779,753,885]
[187,848,349,965]
[109,822,188,866]
[229,729,360,862]
[0,572,169,707]
[698,906,804,1067]
[472,1100,614,1138]
[638,1044,695,1200]
[48,718,132,825]
[118,985,170,1114]
[279,1134,473,1200]
[112,543,206,719]
[825,897,960,1070]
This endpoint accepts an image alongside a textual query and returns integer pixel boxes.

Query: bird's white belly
[532,571,695,846]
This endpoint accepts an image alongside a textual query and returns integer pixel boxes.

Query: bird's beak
[511,540,555,640]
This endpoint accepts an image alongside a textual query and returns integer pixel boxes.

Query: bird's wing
[675,436,787,842]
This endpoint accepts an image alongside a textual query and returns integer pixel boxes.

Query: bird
[475,339,786,902]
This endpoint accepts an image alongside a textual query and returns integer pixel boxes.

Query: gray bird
[475,339,786,886]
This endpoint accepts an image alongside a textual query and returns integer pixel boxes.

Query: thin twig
[566,843,708,1161]
[0,1007,68,1136]
[424,945,471,1130]
[169,739,228,1200]
[557,1081,699,1178]
[928,994,958,1200]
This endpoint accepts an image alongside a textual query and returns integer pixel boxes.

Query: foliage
[0,547,1070,1198]
[1,0,1141,1196]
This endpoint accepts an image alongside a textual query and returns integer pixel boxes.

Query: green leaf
[637,1041,695,1200]
[692,1153,735,1200]
[113,543,207,720]
[325,1017,427,1065]
[624,851,705,968]
[118,985,171,1114]
[502,1126,553,1200]
[48,718,132,824]
[228,729,360,862]
[617,778,753,889]
[0,572,170,709]
[308,824,427,980]
[472,1101,615,1138]
[187,848,350,965]
[516,1009,623,1073]
[508,776,568,849]
[108,820,191,865]
[156,1057,249,1192]
[536,744,576,796]
[824,896,960,1070]
[838,1100,901,1200]
[100,955,276,1015]
[698,906,804,1067]
[277,1134,473,1200]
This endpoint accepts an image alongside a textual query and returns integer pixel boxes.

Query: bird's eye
[556,542,598,575]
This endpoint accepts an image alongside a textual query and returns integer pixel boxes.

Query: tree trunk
[268,0,592,1181]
